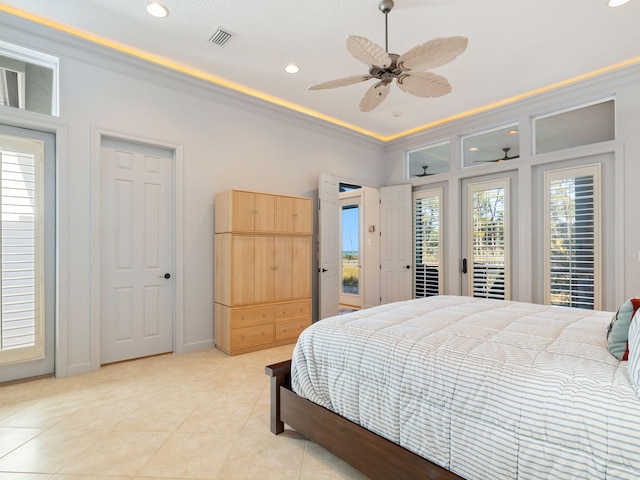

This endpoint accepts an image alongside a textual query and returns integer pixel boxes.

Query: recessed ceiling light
[146,2,169,18]
[284,64,300,74]
[469,147,479,152]
[507,129,519,135]
[608,0,630,6]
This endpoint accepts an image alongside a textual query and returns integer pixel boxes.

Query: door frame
[90,127,184,371]
[0,111,68,379]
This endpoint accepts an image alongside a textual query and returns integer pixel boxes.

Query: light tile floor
[0,345,370,480]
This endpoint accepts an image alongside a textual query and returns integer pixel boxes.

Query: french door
[461,176,513,300]
[0,125,55,383]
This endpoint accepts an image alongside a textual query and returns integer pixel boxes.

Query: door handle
[318,268,328,273]
[160,273,171,279]
[405,265,411,269]
[462,258,467,274]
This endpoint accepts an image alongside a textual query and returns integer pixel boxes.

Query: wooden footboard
[265,360,465,480]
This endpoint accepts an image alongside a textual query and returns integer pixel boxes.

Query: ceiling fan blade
[397,36,468,71]
[347,36,392,68]
[396,72,451,98]
[359,81,391,112]
[309,75,372,90]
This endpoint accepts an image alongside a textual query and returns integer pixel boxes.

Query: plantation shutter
[468,179,509,300]
[544,165,600,309]
[413,189,442,297]
[0,138,43,365]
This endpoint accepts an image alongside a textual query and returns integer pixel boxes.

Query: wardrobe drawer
[275,317,311,343]
[231,305,273,329]
[231,324,274,349]
[274,300,311,321]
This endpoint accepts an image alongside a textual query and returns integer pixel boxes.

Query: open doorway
[339,186,363,311]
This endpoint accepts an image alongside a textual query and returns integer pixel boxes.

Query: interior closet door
[380,184,413,303]
[100,139,174,364]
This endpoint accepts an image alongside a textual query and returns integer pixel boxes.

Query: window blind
[545,167,599,309]
[414,189,442,297]
[0,147,40,355]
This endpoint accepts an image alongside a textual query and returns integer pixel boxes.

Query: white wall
[0,14,386,376]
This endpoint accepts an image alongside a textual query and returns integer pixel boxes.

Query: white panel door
[380,184,412,303]
[318,173,340,319]
[100,142,173,364]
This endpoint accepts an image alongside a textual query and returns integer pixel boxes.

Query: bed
[266,295,640,480]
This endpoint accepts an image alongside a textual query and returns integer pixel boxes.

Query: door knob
[161,273,171,279]
[405,265,411,269]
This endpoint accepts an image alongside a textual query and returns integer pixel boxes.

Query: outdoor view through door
[341,203,359,300]
[339,186,362,310]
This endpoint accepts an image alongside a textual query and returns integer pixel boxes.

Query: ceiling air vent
[209,28,232,47]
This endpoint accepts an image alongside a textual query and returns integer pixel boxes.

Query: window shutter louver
[0,145,42,361]
[545,167,600,310]
[414,190,442,297]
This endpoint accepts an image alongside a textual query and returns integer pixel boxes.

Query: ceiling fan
[474,147,520,163]
[309,0,468,112]
[415,165,436,177]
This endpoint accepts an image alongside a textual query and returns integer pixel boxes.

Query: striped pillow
[607,298,640,360]
[628,311,640,394]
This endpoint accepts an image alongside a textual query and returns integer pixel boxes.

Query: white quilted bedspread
[291,296,640,480]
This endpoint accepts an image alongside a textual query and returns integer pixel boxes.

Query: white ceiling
[2,0,639,140]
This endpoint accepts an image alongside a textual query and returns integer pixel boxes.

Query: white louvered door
[100,140,174,364]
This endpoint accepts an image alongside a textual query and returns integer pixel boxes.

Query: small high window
[461,124,520,168]
[407,141,450,179]
[534,100,614,155]
[0,41,58,116]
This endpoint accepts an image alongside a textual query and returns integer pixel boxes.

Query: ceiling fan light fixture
[146,2,169,18]
[608,0,630,6]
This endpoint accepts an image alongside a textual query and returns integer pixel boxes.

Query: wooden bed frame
[266,360,465,480]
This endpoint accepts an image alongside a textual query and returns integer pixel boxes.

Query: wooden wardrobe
[214,189,312,355]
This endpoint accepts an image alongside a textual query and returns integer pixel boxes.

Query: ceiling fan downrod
[378,0,394,53]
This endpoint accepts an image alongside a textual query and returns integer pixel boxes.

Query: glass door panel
[462,178,511,300]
